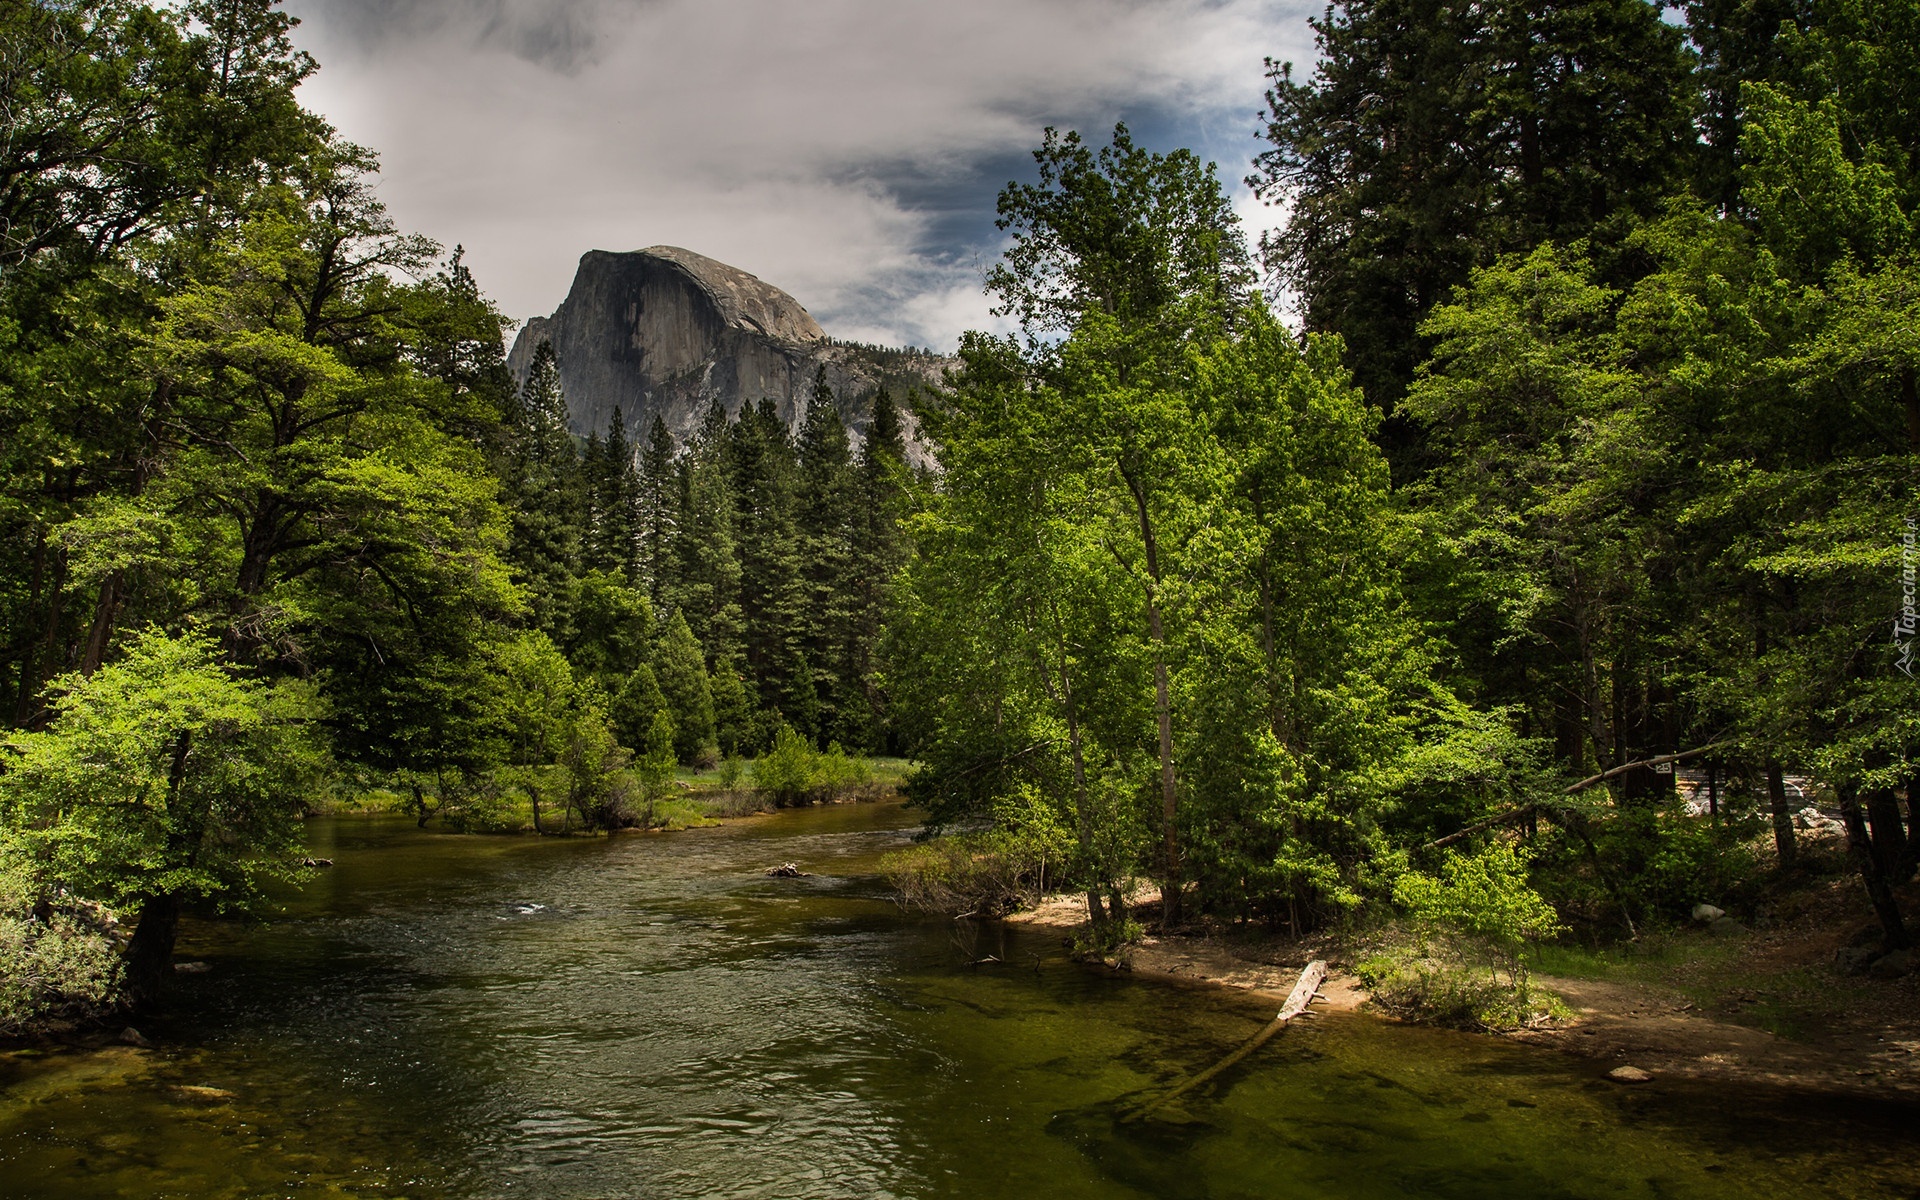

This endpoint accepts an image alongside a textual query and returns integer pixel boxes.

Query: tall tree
[796,371,861,747]
[503,339,583,639]
[637,414,678,607]
[1250,0,1697,466]
[730,398,814,740]
[849,386,911,749]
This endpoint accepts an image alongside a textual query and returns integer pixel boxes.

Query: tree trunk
[1866,790,1908,881]
[1766,763,1798,870]
[124,893,180,1007]
[1899,772,1920,882]
[1841,787,1910,949]
[79,570,123,677]
[1121,466,1180,928]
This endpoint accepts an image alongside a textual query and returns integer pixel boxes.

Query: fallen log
[1123,959,1327,1123]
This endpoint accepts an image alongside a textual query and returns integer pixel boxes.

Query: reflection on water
[2,802,1916,1199]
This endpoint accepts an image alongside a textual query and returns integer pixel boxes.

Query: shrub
[1356,938,1566,1031]
[0,857,124,1037]
[752,723,820,805]
[817,742,873,800]
[881,786,1074,916]
[1395,841,1563,986]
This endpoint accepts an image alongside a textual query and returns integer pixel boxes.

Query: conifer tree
[589,406,641,581]
[653,608,718,763]
[610,661,670,757]
[796,371,862,747]
[730,398,815,739]
[504,339,584,638]
[671,400,744,670]
[637,414,677,603]
[850,386,910,747]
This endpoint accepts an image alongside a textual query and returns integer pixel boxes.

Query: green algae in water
[2,804,1915,1199]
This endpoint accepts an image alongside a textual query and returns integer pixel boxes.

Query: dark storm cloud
[285,0,1314,349]
[300,0,618,73]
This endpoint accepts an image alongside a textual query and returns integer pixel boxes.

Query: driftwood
[764,862,811,878]
[1123,960,1327,1123]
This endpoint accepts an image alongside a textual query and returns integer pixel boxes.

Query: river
[2,801,1914,1198]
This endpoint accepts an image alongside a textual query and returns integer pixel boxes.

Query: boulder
[1836,946,1878,975]
[1690,904,1726,923]
[1707,917,1748,937]
[1869,949,1916,980]
[1607,1066,1654,1083]
[118,1026,153,1048]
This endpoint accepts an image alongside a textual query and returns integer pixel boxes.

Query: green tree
[1250,0,1697,464]
[0,628,322,1002]
[795,371,862,747]
[637,414,678,607]
[653,607,718,764]
[503,339,584,638]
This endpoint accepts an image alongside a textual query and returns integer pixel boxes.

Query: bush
[1395,841,1563,986]
[752,723,820,805]
[1363,841,1569,1031]
[1356,937,1566,1031]
[0,857,124,1037]
[817,743,873,800]
[881,786,1074,916]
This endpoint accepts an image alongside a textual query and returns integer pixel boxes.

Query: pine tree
[588,405,641,581]
[849,386,910,749]
[609,662,669,756]
[637,414,678,606]
[671,400,744,670]
[653,608,718,763]
[503,339,584,638]
[730,397,815,740]
[796,371,862,747]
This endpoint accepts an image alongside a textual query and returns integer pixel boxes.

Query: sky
[283,0,1318,352]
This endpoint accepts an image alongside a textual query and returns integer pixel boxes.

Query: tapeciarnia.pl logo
[1899,516,1917,677]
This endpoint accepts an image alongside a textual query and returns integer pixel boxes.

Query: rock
[507,247,949,465]
[1836,946,1878,975]
[1869,949,1916,980]
[1690,904,1726,923]
[173,961,212,974]
[1607,1066,1654,1083]
[171,1084,235,1102]
[117,1027,153,1048]
[1707,917,1748,937]
[765,863,810,878]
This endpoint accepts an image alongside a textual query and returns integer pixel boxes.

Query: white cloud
[287,0,1318,350]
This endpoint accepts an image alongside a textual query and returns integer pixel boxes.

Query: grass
[1531,927,1870,1041]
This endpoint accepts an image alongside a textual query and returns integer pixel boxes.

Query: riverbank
[1005,877,1920,1099]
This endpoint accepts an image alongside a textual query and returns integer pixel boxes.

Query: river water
[2,801,1915,1199]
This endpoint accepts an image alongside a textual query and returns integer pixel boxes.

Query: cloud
[286,0,1317,350]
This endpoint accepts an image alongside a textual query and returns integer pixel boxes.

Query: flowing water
[2,801,1915,1199]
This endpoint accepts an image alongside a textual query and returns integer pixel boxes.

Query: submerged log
[1123,959,1327,1122]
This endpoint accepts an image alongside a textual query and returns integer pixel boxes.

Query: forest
[1,0,1917,1037]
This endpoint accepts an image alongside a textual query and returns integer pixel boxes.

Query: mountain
[507,246,949,459]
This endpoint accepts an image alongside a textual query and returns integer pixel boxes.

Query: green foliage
[0,851,125,1036]
[1395,843,1565,984]
[881,786,1077,917]
[751,722,822,806]
[653,608,717,764]
[0,628,321,912]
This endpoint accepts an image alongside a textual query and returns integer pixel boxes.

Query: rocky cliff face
[507,247,948,459]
